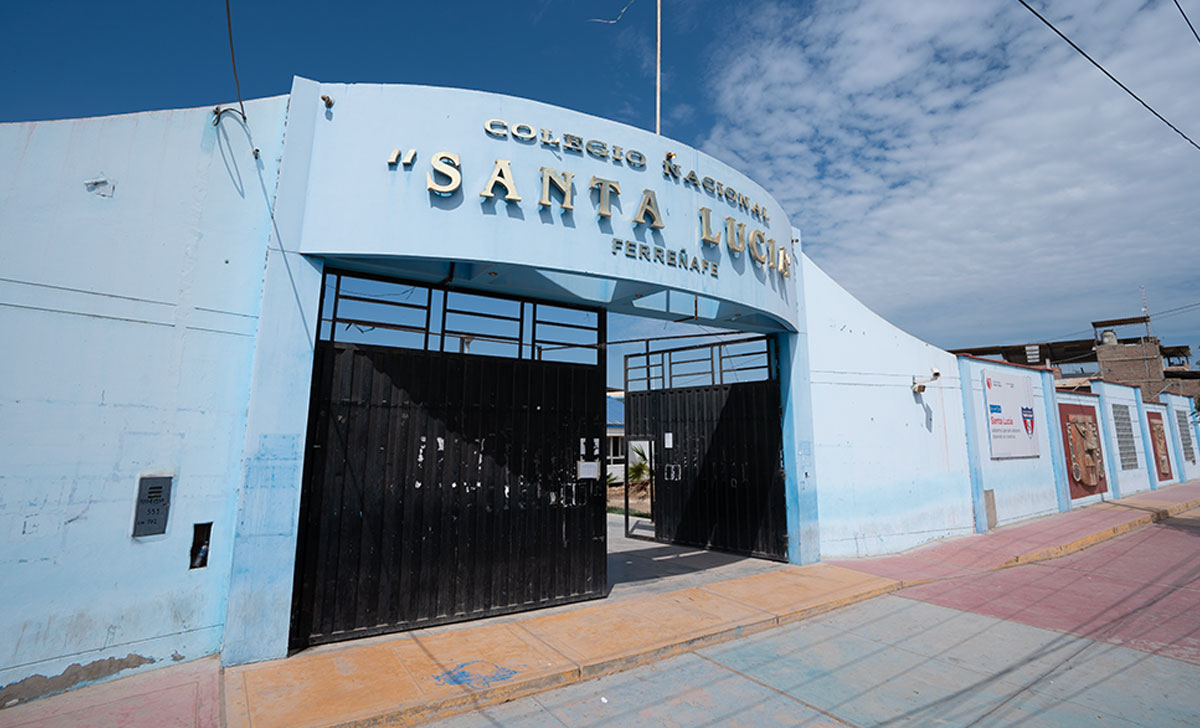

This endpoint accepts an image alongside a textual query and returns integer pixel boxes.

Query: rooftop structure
[950,315,1198,403]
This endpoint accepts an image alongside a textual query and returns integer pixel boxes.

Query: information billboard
[983,371,1040,459]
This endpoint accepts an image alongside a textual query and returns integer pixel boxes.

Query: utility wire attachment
[587,0,661,136]
[219,0,247,123]
[588,0,638,23]
[1015,0,1200,152]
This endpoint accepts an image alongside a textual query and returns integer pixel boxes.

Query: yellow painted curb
[335,669,581,728]
[295,572,903,727]
[230,491,1200,728]
[771,579,905,627]
[998,497,1200,569]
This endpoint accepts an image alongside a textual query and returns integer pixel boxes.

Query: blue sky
[3,0,1198,368]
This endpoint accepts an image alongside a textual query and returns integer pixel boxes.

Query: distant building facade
[951,315,1200,404]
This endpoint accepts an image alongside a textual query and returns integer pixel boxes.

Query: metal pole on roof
[656,0,661,135]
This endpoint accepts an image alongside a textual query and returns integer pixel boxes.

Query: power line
[1042,301,1200,343]
[1151,303,1200,323]
[224,0,244,121]
[1045,327,1095,341]
[1014,0,1200,152]
[1174,0,1200,48]
[1151,299,1200,318]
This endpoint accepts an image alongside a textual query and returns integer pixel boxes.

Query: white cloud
[699,0,1200,354]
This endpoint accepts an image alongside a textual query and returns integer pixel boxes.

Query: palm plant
[627,444,650,483]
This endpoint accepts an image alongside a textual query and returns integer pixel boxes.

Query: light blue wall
[1040,370,1072,514]
[222,78,326,666]
[802,256,973,557]
[1054,391,1112,506]
[292,82,799,332]
[1091,381,1152,496]
[1162,393,1199,482]
[0,97,288,692]
[957,358,1061,530]
[7,77,1152,688]
[1,80,810,678]
[779,233,819,564]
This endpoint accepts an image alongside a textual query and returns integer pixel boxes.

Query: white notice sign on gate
[983,370,1040,459]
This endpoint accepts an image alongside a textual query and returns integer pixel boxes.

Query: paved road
[430,510,1200,727]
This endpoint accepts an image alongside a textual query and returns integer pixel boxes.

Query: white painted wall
[959,358,1062,527]
[802,256,973,557]
[1092,381,1153,496]
[0,97,287,693]
[1162,393,1199,482]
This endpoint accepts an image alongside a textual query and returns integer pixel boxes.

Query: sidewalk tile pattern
[4,480,1197,728]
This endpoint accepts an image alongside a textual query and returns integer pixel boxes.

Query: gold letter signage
[388,118,794,286]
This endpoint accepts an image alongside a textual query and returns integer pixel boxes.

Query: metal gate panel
[291,341,606,648]
[627,378,787,561]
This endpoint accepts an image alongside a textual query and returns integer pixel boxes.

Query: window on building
[1177,409,1196,462]
[1112,404,1139,470]
[607,435,624,464]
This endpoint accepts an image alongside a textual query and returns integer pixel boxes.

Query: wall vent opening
[190,523,212,569]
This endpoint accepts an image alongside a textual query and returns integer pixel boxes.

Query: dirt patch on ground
[0,653,155,708]
[607,482,651,516]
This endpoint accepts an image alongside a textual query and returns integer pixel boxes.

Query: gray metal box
[132,476,172,537]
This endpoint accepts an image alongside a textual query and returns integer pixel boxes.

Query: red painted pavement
[833,480,1200,584]
[900,511,1200,664]
[0,656,219,728]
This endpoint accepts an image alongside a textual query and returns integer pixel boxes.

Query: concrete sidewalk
[5,479,1200,728]
[832,481,1200,584]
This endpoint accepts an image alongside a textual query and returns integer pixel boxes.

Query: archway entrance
[621,336,788,560]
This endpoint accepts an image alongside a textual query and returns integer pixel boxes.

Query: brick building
[951,315,1200,404]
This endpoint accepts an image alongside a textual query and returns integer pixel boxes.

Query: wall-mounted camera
[912,367,941,394]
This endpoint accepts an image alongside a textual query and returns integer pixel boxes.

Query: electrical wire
[1044,328,1095,342]
[1174,0,1200,48]
[1150,304,1200,323]
[1150,299,1200,318]
[589,0,639,24]
[1014,0,1200,152]
[226,0,246,121]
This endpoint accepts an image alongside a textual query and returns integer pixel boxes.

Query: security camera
[912,367,941,393]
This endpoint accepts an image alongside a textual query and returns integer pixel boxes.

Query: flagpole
[656,0,661,135]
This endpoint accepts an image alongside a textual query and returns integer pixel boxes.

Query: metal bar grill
[622,335,787,561]
[623,336,773,393]
[292,270,607,649]
[316,271,601,365]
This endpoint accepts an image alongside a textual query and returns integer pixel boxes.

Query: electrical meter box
[133,476,172,537]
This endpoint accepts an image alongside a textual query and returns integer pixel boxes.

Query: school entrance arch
[225,79,814,662]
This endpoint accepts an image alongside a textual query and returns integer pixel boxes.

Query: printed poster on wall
[983,370,1040,459]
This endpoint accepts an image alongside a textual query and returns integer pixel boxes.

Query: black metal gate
[290,272,606,649]
[625,337,787,560]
